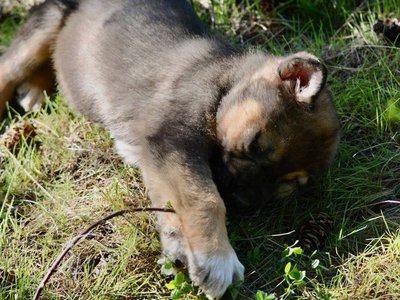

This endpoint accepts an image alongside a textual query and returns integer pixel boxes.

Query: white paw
[16,84,46,112]
[188,247,244,299]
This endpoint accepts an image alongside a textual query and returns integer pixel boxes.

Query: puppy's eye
[249,132,263,155]
[248,132,275,160]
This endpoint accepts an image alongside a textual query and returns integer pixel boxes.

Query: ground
[1,0,400,299]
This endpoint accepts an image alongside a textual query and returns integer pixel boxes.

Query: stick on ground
[33,207,175,300]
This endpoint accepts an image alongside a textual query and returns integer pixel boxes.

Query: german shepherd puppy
[0,0,340,298]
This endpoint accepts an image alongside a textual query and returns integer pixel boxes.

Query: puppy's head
[213,51,340,213]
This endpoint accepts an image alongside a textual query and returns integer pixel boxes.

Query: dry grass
[332,232,400,299]
[1,98,170,299]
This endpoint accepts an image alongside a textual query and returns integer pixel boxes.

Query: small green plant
[281,242,331,299]
[257,242,331,299]
[255,290,277,300]
[158,256,176,276]
[280,243,307,298]
[158,257,198,299]
[166,272,196,300]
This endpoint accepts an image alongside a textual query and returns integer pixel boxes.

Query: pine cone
[298,212,334,251]
[1,121,37,152]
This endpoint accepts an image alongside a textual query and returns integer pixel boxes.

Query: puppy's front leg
[140,151,244,299]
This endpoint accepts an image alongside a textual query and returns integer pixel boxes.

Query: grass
[1,0,400,299]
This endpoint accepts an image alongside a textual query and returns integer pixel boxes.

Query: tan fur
[250,58,282,83]
[217,98,266,152]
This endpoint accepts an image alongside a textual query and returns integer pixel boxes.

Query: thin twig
[33,207,175,300]
[369,200,400,206]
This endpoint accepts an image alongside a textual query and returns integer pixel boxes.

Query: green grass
[1,0,400,299]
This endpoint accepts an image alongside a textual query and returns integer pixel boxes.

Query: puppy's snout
[279,171,309,185]
[228,187,272,215]
[275,171,309,199]
[296,174,309,185]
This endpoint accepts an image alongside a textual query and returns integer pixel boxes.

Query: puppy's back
[54,0,231,135]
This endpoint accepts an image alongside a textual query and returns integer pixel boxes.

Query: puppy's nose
[279,171,309,185]
[297,174,309,185]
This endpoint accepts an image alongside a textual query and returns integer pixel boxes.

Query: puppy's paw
[188,247,244,299]
[16,83,46,112]
[160,226,188,265]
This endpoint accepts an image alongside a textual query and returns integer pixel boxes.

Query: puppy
[0,0,340,298]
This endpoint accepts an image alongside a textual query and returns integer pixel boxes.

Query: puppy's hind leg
[0,0,78,118]
[16,62,56,112]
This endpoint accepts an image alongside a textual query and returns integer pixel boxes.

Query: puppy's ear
[278,52,327,104]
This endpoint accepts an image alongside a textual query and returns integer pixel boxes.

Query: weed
[166,272,197,300]
[255,243,332,299]
[255,290,277,300]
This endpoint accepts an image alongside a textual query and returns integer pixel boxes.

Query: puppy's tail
[0,0,78,116]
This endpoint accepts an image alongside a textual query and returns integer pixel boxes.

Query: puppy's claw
[189,248,244,299]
